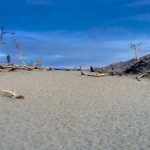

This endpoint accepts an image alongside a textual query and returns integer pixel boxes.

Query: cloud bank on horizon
[0,0,150,67]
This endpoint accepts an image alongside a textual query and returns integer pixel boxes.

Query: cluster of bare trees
[0,26,27,66]
[13,39,26,66]
[0,26,149,81]
[0,26,49,71]
[0,26,26,66]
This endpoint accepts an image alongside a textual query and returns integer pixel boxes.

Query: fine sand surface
[0,71,150,150]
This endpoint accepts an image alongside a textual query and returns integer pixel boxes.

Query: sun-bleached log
[0,64,48,71]
[81,70,85,75]
[136,72,150,81]
[136,73,146,81]
[86,73,109,77]
[80,65,86,75]
[0,89,24,99]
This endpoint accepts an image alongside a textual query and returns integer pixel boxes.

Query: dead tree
[129,43,141,61]
[13,39,26,66]
[0,26,15,44]
[80,65,85,75]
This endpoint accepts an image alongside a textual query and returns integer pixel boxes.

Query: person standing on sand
[90,66,94,72]
[6,55,11,65]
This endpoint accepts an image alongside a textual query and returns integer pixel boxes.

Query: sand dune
[0,71,150,150]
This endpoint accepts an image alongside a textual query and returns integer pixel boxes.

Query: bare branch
[0,89,24,99]
[129,43,141,61]
[0,26,15,44]
[13,39,26,66]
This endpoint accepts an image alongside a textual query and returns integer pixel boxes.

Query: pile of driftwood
[80,67,124,78]
[0,64,53,72]
[81,67,149,81]
[80,65,110,77]
[123,58,150,81]
[0,64,83,72]
[80,57,150,81]
[88,54,150,81]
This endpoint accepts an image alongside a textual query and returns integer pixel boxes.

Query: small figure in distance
[6,55,11,65]
[90,65,94,72]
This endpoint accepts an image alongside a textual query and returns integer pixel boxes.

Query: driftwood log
[136,73,146,81]
[0,64,53,72]
[86,73,109,77]
[136,72,150,81]
[110,71,126,76]
[80,65,86,75]
[0,89,24,99]
[124,59,150,74]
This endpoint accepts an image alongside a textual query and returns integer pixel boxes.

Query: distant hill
[94,54,150,74]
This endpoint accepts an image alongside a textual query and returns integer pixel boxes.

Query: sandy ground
[0,71,150,150]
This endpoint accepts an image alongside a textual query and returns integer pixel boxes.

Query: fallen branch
[81,70,85,75]
[0,64,44,71]
[0,89,24,99]
[86,73,109,77]
[44,67,53,71]
[110,71,126,76]
[80,65,86,75]
[136,72,150,81]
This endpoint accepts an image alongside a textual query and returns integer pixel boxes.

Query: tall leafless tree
[13,39,26,66]
[0,26,15,44]
[129,43,141,61]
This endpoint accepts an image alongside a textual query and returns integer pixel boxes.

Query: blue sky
[0,0,150,67]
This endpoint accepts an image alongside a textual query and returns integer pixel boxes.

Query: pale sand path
[0,71,150,150]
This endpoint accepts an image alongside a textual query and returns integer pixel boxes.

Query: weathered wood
[44,68,53,71]
[136,73,146,81]
[86,73,109,77]
[136,72,150,81]
[80,65,86,75]
[110,71,125,76]
[0,89,24,99]
[0,64,42,71]
[124,59,149,74]
[81,70,85,75]
[8,68,16,72]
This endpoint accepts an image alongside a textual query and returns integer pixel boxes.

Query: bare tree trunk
[0,26,15,44]
[13,39,26,66]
